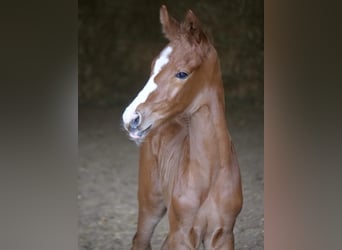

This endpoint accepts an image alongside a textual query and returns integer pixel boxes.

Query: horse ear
[160,5,180,41]
[183,9,205,43]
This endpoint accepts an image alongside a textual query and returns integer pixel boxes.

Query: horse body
[122,6,242,249]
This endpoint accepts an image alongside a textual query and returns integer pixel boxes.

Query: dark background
[2,0,342,250]
[78,1,264,249]
[79,0,263,109]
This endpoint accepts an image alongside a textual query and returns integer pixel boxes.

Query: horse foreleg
[131,145,166,250]
[131,199,166,250]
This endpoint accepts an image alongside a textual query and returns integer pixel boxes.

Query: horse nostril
[129,112,142,130]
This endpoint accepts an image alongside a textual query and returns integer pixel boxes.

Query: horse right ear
[160,5,180,41]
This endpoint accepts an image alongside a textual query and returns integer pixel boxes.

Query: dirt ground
[79,105,263,250]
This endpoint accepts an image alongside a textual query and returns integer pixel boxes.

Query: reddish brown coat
[123,5,243,250]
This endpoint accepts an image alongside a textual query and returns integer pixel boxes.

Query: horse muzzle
[124,111,153,142]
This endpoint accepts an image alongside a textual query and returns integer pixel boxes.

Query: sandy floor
[79,106,263,250]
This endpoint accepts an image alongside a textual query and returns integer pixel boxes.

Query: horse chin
[128,124,152,145]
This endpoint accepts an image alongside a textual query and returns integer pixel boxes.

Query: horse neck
[186,58,232,168]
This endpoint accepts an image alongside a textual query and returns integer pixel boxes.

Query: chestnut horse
[122,6,242,250]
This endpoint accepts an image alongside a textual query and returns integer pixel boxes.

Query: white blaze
[122,46,173,125]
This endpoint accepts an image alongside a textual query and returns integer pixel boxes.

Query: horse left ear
[183,9,205,43]
[160,5,180,41]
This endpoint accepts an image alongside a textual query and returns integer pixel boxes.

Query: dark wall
[79,0,263,108]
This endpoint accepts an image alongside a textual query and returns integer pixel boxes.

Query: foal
[122,6,242,250]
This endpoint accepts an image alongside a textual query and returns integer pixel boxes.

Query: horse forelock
[168,35,212,73]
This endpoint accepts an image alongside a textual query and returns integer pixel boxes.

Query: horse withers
[122,5,243,250]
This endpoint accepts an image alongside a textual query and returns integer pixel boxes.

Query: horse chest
[152,122,215,205]
[155,126,188,181]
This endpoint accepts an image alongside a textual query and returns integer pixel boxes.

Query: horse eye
[175,72,189,79]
